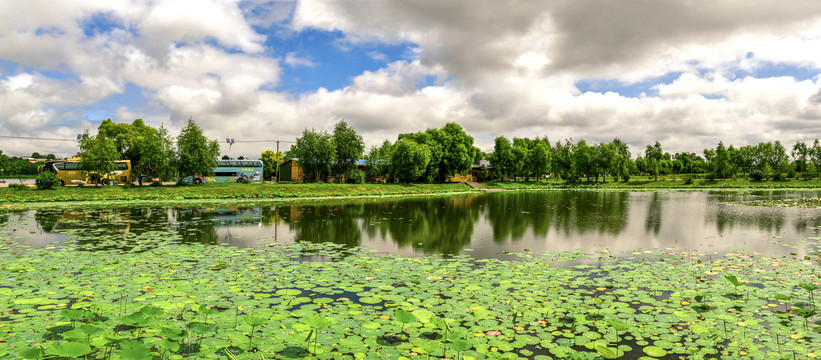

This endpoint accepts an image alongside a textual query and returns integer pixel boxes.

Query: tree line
[288,121,821,183]
[4,118,821,184]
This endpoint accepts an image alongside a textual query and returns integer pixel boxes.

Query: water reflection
[9,190,821,257]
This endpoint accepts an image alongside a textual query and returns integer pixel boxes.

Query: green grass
[483,176,821,190]
[0,182,475,205]
[4,175,821,207]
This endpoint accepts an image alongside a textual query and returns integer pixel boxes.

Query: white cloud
[284,52,316,67]
[2,0,821,158]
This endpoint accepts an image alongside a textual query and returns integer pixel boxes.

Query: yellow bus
[39,160,132,186]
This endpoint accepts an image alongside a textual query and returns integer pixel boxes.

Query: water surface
[3,190,821,258]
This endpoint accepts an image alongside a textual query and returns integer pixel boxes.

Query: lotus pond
[1,190,820,359]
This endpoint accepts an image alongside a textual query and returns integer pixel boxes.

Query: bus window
[117,162,129,170]
[214,171,237,176]
[65,162,79,170]
[229,161,242,167]
[241,161,254,167]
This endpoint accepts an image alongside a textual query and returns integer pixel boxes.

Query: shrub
[750,170,765,181]
[622,174,630,182]
[346,169,366,184]
[683,176,694,185]
[771,171,785,181]
[150,181,162,187]
[8,183,29,190]
[239,178,251,184]
[35,172,60,190]
[175,179,187,186]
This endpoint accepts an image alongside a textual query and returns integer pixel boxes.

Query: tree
[137,124,175,181]
[0,150,8,175]
[78,130,119,185]
[610,138,631,182]
[261,149,285,181]
[390,139,431,183]
[288,128,336,182]
[365,140,393,179]
[490,137,514,180]
[572,139,593,182]
[792,141,810,173]
[176,118,220,184]
[97,119,175,180]
[645,141,663,181]
[553,139,574,181]
[529,142,551,180]
[712,141,730,179]
[398,123,478,182]
[332,120,365,179]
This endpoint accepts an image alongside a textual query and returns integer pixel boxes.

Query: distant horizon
[2,1,821,158]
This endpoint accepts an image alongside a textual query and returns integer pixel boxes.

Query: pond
[4,190,821,258]
[1,190,819,359]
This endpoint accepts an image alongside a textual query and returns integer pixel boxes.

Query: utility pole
[275,140,280,183]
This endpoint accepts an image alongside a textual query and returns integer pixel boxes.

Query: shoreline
[2,179,820,210]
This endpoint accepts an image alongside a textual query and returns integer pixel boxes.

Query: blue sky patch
[575,72,683,98]
[81,12,130,38]
[737,61,819,82]
[269,29,415,94]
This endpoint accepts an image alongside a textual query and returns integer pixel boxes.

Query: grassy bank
[0,182,474,205]
[483,176,821,190]
[3,176,821,207]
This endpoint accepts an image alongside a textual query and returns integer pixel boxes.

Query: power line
[233,139,295,143]
[0,135,77,141]
[0,135,294,143]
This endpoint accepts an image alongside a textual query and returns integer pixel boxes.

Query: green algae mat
[1,230,819,359]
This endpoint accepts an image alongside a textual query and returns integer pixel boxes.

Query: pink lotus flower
[486,330,502,336]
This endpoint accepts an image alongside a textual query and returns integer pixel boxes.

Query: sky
[1,0,821,159]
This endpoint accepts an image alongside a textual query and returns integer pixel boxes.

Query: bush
[150,181,162,187]
[35,172,60,190]
[239,178,251,184]
[771,171,785,181]
[346,169,366,184]
[8,183,29,190]
[683,176,694,185]
[175,179,187,186]
[750,170,765,181]
[622,174,630,182]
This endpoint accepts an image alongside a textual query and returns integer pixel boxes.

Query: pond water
[3,190,821,258]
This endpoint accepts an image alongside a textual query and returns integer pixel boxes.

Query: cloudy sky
[2,0,821,158]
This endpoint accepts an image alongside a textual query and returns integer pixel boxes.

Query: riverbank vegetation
[5,176,821,207]
[0,182,472,205]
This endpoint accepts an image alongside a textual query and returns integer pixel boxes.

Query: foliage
[750,170,766,181]
[176,118,220,183]
[0,149,8,174]
[1,233,818,360]
[345,169,366,184]
[390,139,431,183]
[35,171,60,190]
[490,137,514,180]
[288,128,336,182]
[260,150,285,181]
[78,130,120,185]
[399,123,479,183]
[645,141,663,181]
[97,119,176,181]
[365,140,393,179]
[332,120,365,178]
[2,157,42,176]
